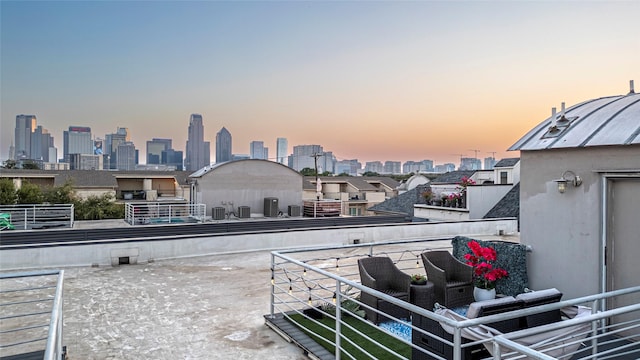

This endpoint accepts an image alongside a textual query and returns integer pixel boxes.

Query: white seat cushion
[516,288,561,303]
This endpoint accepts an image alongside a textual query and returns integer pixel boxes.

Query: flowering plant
[411,274,427,285]
[464,240,508,290]
[459,176,476,188]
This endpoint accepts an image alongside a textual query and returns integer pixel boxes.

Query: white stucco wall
[193,160,303,216]
[467,184,512,219]
[520,146,640,300]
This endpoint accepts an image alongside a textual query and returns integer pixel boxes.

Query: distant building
[484,157,496,170]
[146,138,172,165]
[14,114,36,160]
[216,127,232,164]
[434,163,456,173]
[402,160,433,174]
[231,154,250,161]
[335,159,361,176]
[276,137,288,165]
[63,126,93,163]
[105,127,129,170]
[459,157,481,170]
[162,149,183,171]
[69,153,102,170]
[383,161,401,174]
[116,141,137,170]
[290,145,324,172]
[250,141,268,160]
[185,114,210,171]
[364,161,384,174]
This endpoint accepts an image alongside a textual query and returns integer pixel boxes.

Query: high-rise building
[290,145,323,172]
[276,138,288,165]
[14,115,36,160]
[364,161,384,174]
[63,126,93,163]
[185,114,210,171]
[484,157,496,170]
[250,141,268,160]
[147,138,172,165]
[105,127,129,169]
[335,159,361,176]
[116,141,137,170]
[216,127,232,164]
[161,149,184,171]
[460,157,482,170]
[383,161,401,174]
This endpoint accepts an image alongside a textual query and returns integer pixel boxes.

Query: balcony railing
[124,202,206,225]
[268,239,640,360]
[0,270,66,360]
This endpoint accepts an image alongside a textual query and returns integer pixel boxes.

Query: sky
[1,1,638,166]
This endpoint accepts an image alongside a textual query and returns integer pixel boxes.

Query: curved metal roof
[509,90,640,151]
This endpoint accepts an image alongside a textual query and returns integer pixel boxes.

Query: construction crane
[468,149,481,160]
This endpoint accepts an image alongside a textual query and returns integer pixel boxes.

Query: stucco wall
[194,160,303,216]
[467,184,512,219]
[520,145,640,299]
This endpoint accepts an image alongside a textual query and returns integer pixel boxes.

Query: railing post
[453,327,462,360]
[335,279,342,360]
[493,341,501,359]
[270,254,275,318]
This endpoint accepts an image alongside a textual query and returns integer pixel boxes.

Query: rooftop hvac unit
[212,207,225,220]
[238,206,250,218]
[288,205,301,217]
[264,197,279,217]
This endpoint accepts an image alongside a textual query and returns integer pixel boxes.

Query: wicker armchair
[421,251,474,308]
[357,256,411,324]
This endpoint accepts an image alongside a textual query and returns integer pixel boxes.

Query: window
[500,171,508,184]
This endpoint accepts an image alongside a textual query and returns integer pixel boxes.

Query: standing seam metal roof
[509,92,640,151]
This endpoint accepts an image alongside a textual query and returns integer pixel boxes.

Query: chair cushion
[466,296,518,319]
[516,288,562,304]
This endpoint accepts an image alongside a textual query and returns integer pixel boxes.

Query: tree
[43,180,76,204]
[337,172,351,177]
[362,171,380,177]
[16,181,43,204]
[1,159,17,169]
[0,178,17,205]
[300,167,317,176]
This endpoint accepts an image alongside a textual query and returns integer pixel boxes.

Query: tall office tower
[291,144,324,172]
[63,126,93,163]
[31,125,54,162]
[162,149,184,170]
[335,159,361,176]
[215,127,232,163]
[116,141,137,170]
[403,161,422,174]
[383,161,401,174]
[105,127,129,169]
[14,114,36,160]
[460,157,482,170]
[421,159,434,172]
[484,157,496,170]
[146,138,172,164]
[185,114,210,171]
[364,161,384,174]
[276,138,288,165]
[250,141,268,160]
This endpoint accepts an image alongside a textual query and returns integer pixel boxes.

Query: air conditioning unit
[264,197,279,217]
[238,206,250,218]
[212,207,225,220]
[288,205,301,217]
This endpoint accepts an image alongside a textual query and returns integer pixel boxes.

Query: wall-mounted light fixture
[554,170,582,193]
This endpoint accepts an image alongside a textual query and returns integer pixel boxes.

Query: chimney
[548,107,559,132]
[557,102,570,125]
[630,80,635,94]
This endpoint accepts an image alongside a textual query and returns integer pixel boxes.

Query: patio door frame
[600,171,640,313]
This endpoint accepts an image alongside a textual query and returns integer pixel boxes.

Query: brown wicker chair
[421,251,474,308]
[357,256,411,324]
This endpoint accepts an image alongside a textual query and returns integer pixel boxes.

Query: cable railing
[0,205,74,230]
[268,239,640,360]
[124,202,206,225]
[0,270,66,360]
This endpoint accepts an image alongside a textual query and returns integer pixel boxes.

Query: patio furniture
[410,281,435,311]
[516,288,563,328]
[357,256,411,324]
[421,250,474,308]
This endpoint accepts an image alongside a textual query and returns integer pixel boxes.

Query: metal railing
[0,205,74,230]
[124,202,206,225]
[269,239,640,360]
[0,270,66,360]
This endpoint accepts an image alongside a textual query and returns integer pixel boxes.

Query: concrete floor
[60,251,307,360]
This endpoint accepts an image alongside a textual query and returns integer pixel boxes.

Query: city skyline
[1,1,638,165]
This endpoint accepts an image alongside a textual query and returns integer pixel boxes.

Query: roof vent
[557,102,570,125]
[629,80,635,95]
[548,107,560,133]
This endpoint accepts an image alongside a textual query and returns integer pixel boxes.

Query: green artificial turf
[288,313,411,359]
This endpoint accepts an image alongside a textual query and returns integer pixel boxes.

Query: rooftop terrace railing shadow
[267,239,640,360]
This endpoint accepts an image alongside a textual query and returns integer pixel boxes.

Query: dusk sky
[1,1,638,166]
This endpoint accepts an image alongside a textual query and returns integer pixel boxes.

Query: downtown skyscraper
[14,114,36,160]
[215,127,232,164]
[185,114,210,171]
[276,137,288,165]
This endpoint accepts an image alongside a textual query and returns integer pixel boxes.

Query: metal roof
[509,90,640,151]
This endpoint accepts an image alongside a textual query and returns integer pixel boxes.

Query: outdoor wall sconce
[554,170,582,193]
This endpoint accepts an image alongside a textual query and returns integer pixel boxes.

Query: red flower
[466,241,508,290]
